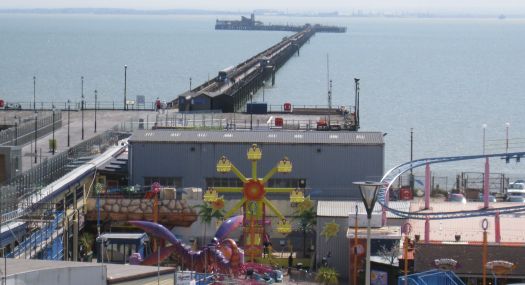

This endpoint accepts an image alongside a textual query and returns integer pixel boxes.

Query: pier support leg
[424,163,430,210]
[272,70,276,86]
[483,157,490,208]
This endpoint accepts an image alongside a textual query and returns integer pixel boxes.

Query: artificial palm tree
[294,197,316,257]
[195,202,224,246]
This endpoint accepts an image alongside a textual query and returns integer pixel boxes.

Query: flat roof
[0,258,175,284]
[129,130,384,145]
[408,200,525,243]
[99,233,148,240]
[317,200,410,218]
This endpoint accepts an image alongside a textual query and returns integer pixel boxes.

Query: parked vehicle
[478,194,497,203]
[4,102,22,110]
[507,196,525,203]
[448,193,466,203]
[507,182,525,196]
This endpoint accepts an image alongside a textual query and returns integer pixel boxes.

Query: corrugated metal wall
[129,141,384,200]
[316,217,349,281]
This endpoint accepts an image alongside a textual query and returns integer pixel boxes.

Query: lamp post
[81,76,85,140]
[124,65,127,110]
[505,122,510,153]
[14,116,18,146]
[482,124,487,155]
[189,77,192,91]
[51,105,56,155]
[34,113,38,164]
[250,91,253,130]
[353,181,382,285]
[67,100,71,147]
[33,76,36,111]
[94,90,98,133]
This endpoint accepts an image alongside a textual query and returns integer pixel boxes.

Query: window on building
[205,177,305,189]
[144,177,182,190]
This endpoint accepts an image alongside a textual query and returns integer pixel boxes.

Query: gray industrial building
[128,130,384,200]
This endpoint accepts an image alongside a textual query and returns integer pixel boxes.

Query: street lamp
[81,76,85,140]
[34,113,38,164]
[52,105,56,155]
[14,116,18,146]
[94,90,98,133]
[250,91,253,130]
[67,100,71,147]
[505,122,510,154]
[33,76,36,111]
[482,124,487,155]
[353,181,382,285]
[124,65,127,110]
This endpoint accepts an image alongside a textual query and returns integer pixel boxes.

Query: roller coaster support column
[482,218,488,285]
[425,163,431,209]
[495,211,501,243]
[424,217,430,243]
[483,157,490,208]
[382,188,388,226]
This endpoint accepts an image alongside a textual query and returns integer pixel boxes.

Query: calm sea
[1,14,524,179]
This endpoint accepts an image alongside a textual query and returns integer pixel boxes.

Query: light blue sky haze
[1,0,524,13]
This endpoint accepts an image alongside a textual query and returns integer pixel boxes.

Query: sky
[1,0,525,14]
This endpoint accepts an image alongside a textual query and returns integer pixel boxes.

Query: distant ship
[498,14,506,20]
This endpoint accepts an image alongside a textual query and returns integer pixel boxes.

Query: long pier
[174,26,315,113]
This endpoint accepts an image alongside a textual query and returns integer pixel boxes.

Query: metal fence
[12,101,157,111]
[0,112,62,146]
[7,211,64,259]
[0,130,130,215]
[398,270,465,285]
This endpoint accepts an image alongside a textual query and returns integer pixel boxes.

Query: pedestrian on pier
[155,97,161,112]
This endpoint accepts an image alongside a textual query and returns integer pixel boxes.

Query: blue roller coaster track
[378,152,525,220]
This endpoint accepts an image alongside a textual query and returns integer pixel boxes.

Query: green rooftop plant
[316,267,339,285]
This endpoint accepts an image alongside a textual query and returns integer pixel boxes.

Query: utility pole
[328,80,332,126]
[124,65,127,110]
[67,100,71,147]
[354,78,360,130]
[94,90,98,133]
[33,76,36,111]
[81,76,85,140]
[34,113,38,164]
[410,128,414,192]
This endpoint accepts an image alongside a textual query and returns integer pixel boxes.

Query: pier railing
[8,101,157,111]
[0,111,62,146]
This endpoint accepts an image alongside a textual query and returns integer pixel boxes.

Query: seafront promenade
[0,109,346,173]
[0,110,153,172]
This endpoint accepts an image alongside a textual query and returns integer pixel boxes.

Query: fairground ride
[379,151,525,220]
[203,144,305,261]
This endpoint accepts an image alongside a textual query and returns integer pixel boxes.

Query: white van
[507,182,525,196]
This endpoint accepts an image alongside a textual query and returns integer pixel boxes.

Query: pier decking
[173,26,315,113]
